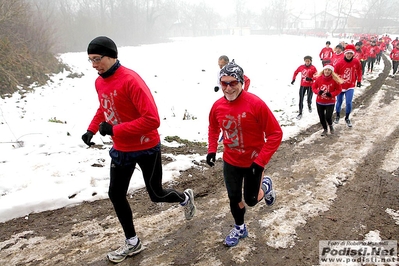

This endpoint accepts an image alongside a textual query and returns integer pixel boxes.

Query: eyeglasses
[88,55,104,63]
[220,80,240,87]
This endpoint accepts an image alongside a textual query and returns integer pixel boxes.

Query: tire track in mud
[266,55,399,266]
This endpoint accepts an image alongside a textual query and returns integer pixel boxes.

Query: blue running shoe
[224,224,248,247]
[262,176,276,206]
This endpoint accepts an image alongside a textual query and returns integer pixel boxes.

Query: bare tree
[327,0,355,35]
[361,0,399,34]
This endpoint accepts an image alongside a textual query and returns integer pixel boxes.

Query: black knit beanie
[87,36,118,58]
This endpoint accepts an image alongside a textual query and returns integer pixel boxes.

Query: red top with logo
[390,47,399,61]
[208,91,282,168]
[292,64,318,86]
[334,58,362,90]
[312,74,342,105]
[88,65,161,152]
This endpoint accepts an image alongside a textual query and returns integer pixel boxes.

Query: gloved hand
[99,122,114,136]
[82,130,95,147]
[318,90,324,95]
[206,153,216,167]
[214,86,220,92]
[356,82,361,87]
[325,92,332,97]
[291,80,295,85]
[250,162,264,178]
[305,77,313,81]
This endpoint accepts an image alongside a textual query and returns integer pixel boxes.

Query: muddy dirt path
[1,55,399,266]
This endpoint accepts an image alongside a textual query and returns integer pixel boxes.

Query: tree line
[0,0,398,95]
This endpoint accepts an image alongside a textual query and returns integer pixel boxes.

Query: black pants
[299,86,313,114]
[367,57,376,71]
[393,60,399,75]
[376,52,382,64]
[223,161,262,225]
[108,144,185,238]
[316,103,334,130]
[361,60,367,76]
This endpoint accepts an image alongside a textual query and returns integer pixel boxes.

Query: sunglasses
[220,80,240,87]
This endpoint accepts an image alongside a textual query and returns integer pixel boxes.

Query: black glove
[250,162,264,178]
[305,77,313,81]
[291,80,295,85]
[325,92,332,97]
[214,86,219,92]
[318,90,324,95]
[82,130,95,147]
[99,122,113,136]
[357,82,361,87]
[206,153,216,167]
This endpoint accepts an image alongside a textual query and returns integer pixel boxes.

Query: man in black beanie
[82,36,196,263]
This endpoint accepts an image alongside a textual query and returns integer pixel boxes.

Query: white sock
[127,236,138,245]
[180,193,189,206]
[236,224,245,230]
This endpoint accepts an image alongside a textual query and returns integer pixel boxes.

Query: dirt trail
[1,55,399,266]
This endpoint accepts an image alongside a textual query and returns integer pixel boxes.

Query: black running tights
[316,103,334,130]
[108,148,185,238]
[299,86,313,114]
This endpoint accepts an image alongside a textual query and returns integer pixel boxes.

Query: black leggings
[376,52,382,64]
[393,60,399,75]
[316,103,334,130]
[108,144,185,238]
[361,60,367,76]
[299,86,313,114]
[223,161,262,225]
[367,57,376,71]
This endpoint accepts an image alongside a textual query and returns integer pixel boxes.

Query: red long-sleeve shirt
[334,58,362,90]
[88,65,161,152]
[366,45,379,58]
[208,91,282,168]
[292,64,318,86]
[319,47,333,60]
[390,47,399,61]
[354,48,367,61]
[312,74,342,105]
[331,52,344,66]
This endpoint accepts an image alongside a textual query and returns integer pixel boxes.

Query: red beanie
[344,44,356,54]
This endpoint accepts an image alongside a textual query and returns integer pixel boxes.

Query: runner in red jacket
[366,42,379,72]
[392,37,399,49]
[390,42,399,75]
[312,64,343,136]
[82,36,196,263]
[291,55,318,119]
[331,44,345,66]
[354,42,367,76]
[206,60,282,247]
[319,41,333,66]
[333,44,362,127]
